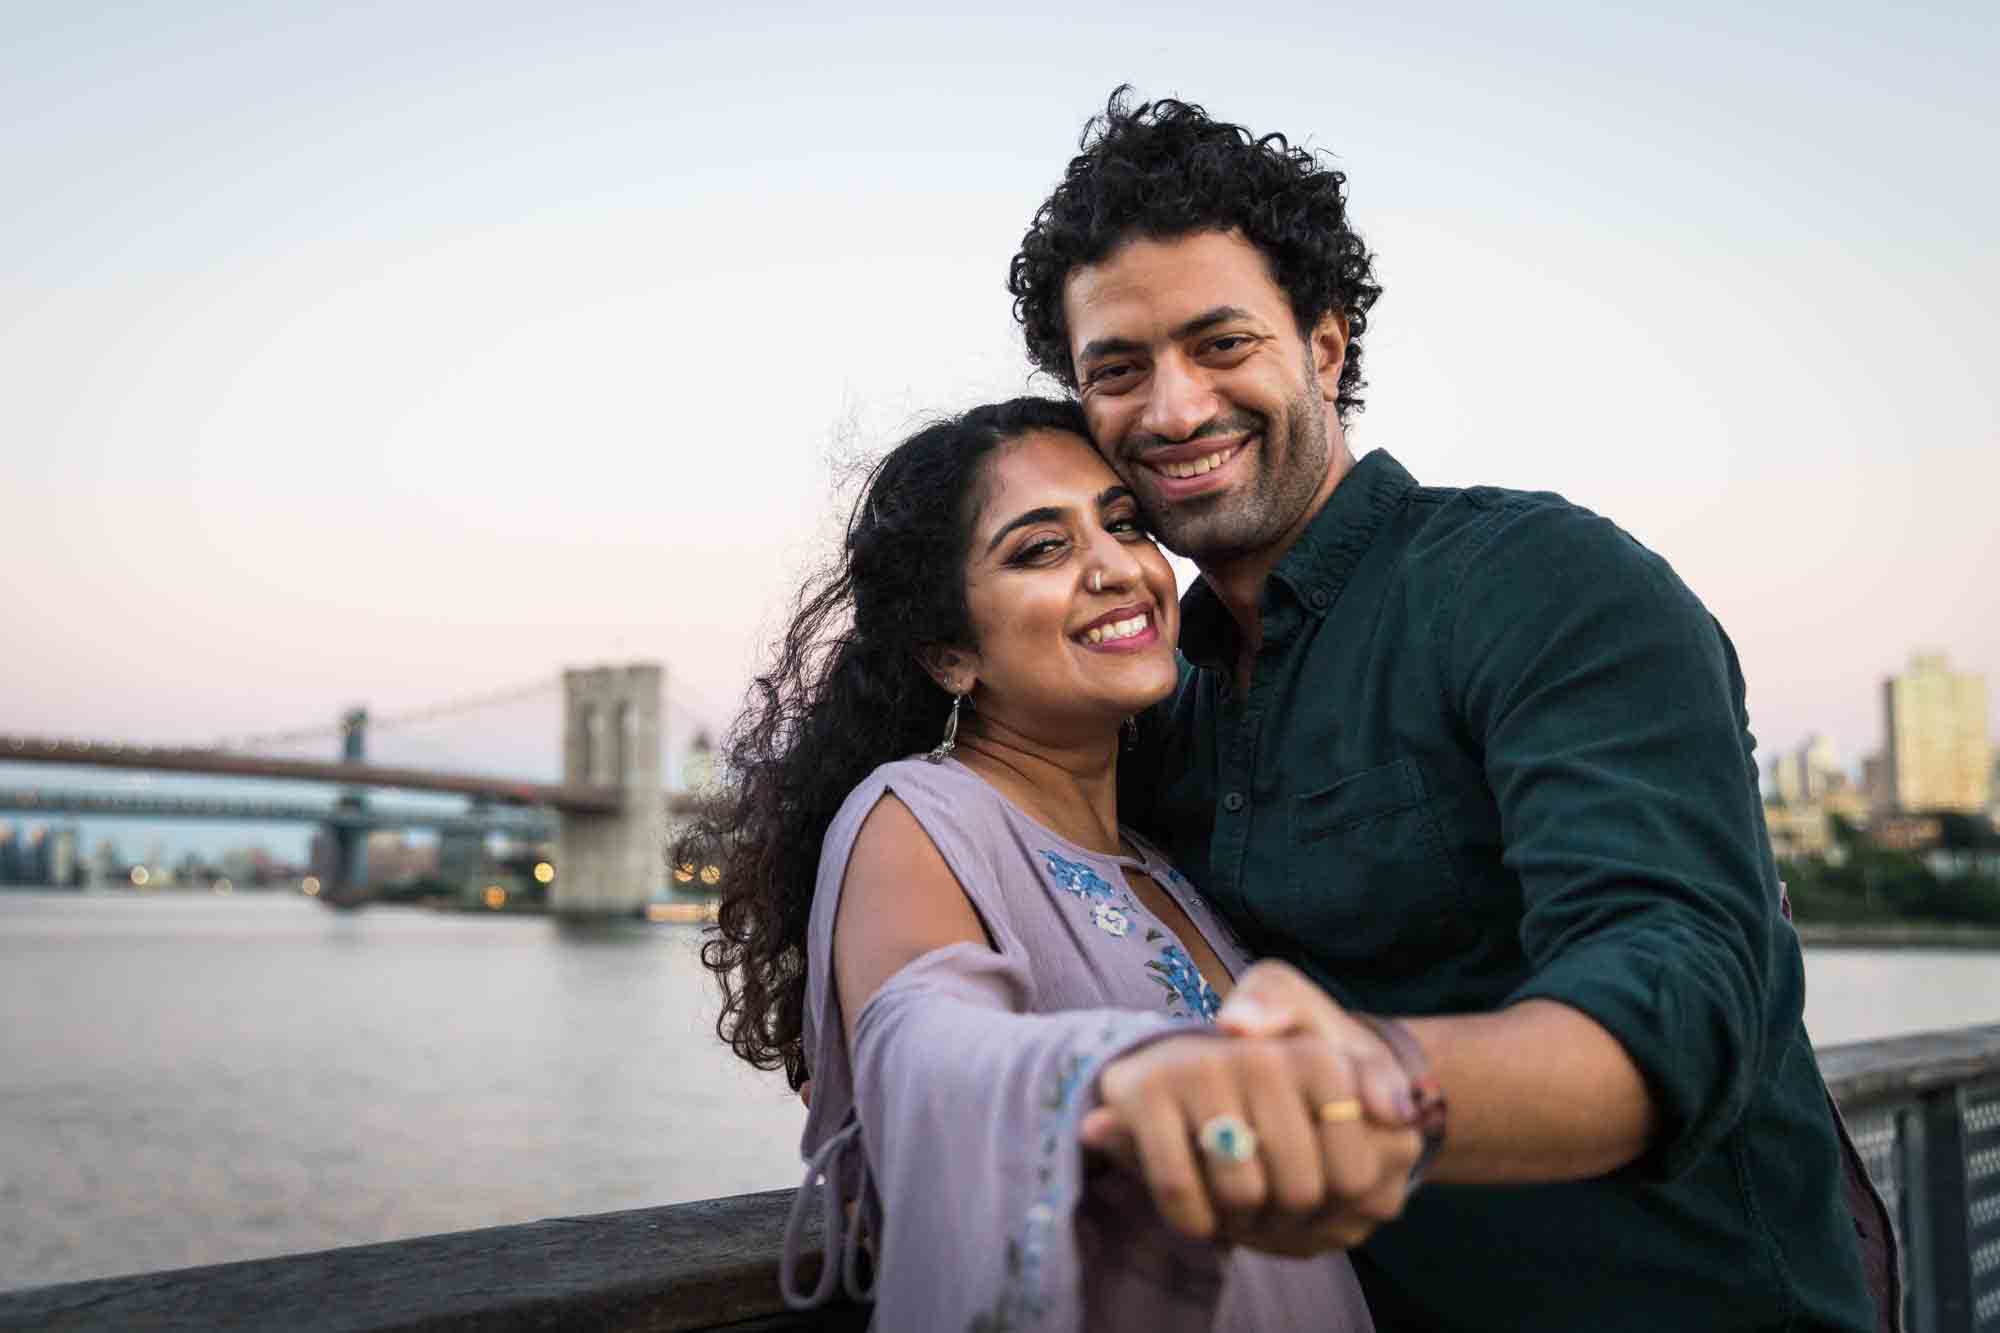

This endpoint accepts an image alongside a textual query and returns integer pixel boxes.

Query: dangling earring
[1122,715,1139,751]
[927,691,965,764]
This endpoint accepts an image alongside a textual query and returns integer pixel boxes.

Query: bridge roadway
[0,787,558,838]
[0,736,620,812]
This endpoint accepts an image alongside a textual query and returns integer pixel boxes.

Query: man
[1009,91,1895,1331]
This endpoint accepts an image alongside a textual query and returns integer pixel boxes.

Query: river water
[3,890,1998,1292]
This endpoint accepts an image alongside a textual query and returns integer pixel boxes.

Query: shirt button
[1223,792,1246,813]
[1310,586,1331,610]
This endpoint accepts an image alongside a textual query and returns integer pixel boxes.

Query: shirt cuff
[1505,929,1753,1181]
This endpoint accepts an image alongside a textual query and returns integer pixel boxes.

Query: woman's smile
[1073,604,1160,650]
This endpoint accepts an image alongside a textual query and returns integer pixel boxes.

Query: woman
[684,398,1389,1329]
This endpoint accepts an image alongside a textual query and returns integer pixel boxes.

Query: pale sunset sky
[2,2,1994,855]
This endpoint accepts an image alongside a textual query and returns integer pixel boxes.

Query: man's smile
[1157,443,1242,479]
[1134,434,1253,497]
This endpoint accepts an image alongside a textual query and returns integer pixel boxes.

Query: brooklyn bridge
[0,663,696,915]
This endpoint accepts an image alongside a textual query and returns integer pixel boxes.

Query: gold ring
[1315,1098,1363,1125]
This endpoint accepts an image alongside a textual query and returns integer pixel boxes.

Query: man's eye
[1086,364,1133,389]
[1206,335,1251,355]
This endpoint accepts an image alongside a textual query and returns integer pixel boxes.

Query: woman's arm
[831,793,992,1048]
[823,792,1237,1330]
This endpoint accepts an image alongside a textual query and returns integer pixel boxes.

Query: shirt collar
[1177,448,1418,671]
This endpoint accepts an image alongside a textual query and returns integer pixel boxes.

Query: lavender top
[782,756,1372,1332]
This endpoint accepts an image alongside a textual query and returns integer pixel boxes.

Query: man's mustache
[1124,411,1266,459]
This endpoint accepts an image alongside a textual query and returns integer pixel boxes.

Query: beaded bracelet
[1357,1013,1448,1187]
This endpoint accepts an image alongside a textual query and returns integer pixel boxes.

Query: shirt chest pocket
[1281,758,1469,973]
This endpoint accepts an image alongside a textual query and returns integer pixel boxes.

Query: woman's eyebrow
[1097,485,1134,510]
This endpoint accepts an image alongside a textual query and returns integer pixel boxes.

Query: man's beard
[1138,381,1330,566]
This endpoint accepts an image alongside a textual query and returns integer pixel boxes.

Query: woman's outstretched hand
[1077,960,1423,1254]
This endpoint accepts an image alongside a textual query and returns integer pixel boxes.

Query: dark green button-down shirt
[1124,451,1872,1331]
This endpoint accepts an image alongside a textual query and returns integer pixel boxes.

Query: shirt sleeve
[1441,501,1778,1180]
[848,942,1227,1331]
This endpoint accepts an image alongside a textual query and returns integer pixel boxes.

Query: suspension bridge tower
[553,663,664,916]
[325,708,370,903]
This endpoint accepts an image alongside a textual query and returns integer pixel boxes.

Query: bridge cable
[213,676,562,752]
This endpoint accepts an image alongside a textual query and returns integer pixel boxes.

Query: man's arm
[1442,501,1777,1181]
[1246,502,1772,1187]
[1404,1001,1654,1181]
[1080,965,1645,1248]
[1215,974,1655,1184]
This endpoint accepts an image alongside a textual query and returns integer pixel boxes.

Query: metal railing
[1821,1024,2000,1332]
[5,1024,1998,1331]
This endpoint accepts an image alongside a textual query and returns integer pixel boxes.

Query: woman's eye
[1014,538,1065,564]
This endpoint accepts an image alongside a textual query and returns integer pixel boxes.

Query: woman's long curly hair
[1009,87,1383,419]
[679,397,1092,1089]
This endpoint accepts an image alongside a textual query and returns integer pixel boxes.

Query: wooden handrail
[0,1190,865,1332]
[1817,1022,2000,1105]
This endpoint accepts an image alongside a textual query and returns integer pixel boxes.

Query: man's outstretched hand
[1078,960,1423,1254]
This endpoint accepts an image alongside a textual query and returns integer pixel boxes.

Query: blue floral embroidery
[1039,849,1224,1018]
[969,1014,1155,1332]
[1039,850,1123,905]
[1147,943,1221,1020]
[1039,849,1140,940]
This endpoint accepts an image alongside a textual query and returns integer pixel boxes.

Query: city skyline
[4,4,1994,798]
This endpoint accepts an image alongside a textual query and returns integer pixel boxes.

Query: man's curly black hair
[1009,87,1383,420]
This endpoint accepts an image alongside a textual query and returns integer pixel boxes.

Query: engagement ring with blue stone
[1197,1113,1258,1164]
